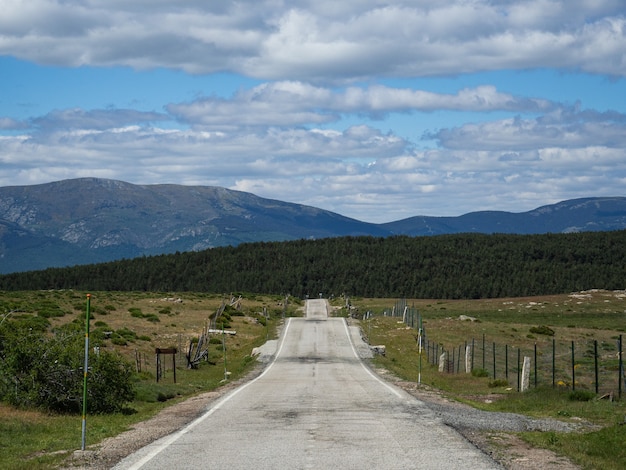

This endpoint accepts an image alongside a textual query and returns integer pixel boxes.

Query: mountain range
[1,178,625,274]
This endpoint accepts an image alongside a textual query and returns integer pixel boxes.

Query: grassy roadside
[0,291,301,469]
[344,292,626,470]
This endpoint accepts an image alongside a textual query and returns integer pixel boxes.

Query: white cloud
[1,1,624,78]
[0,1,625,223]
[2,102,624,223]
[0,117,28,130]
[431,109,626,150]
[166,82,556,129]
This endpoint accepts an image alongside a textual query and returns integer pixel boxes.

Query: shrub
[116,327,138,340]
[529,325,555,336]
[488,379,509,388]
[111,336,128,346]
[568,390,596,402]
[471,368,489,378]
[0,322,134,413]
[129,308,144,318]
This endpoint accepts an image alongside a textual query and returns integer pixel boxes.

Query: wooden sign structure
[155,347,177,383]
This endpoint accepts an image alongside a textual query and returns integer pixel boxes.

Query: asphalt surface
[113,299,501,470]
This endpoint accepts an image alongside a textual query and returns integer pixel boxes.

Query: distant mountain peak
[1,178,624,273]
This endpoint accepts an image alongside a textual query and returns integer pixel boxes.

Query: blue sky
[1,1,625,223]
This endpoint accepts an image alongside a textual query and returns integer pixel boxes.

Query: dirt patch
[459,431,579,470]
[382,373,581,470]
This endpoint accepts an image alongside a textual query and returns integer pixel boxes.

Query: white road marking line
[120,318,293,470]
[341,318,403,398]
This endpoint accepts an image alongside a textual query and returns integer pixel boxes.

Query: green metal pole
[81,294,91,451]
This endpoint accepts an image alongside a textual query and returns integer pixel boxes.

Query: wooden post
[155,348,178,383]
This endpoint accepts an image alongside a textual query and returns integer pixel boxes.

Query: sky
[1,1,625,223]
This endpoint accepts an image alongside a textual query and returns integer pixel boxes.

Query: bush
[0,321,135,413]
[488,379,509,388]
[471,368,489,378]
[529,325,555,336]
[568,390,596,402]
[129,308,144,318]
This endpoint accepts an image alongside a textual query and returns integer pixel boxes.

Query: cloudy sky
[1,1,625,223]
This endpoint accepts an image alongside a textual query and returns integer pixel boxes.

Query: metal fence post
[594,340,599,395]
[534,343,537,388]
[552,339,556,388]
[571,341,576,392]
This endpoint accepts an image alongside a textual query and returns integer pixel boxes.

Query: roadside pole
[81,294,91,451]
[418,315,423,385]
[222,324,228,382]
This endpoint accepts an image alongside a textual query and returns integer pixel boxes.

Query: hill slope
[0,178,625,273]
[0,178,389,273]
[382,197,626,235]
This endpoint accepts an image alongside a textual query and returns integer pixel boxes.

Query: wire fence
[370,299,625,400]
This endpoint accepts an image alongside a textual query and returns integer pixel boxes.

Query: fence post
[594,340,599,395]
[471,338,475,371]
[465,344,472,373]
[482,333,486,370]
[534,343,537,388]
[452,347,455,374]
[521,356,531,392]
[571,341,576,392]
[493,342,496,379]
[517,348,521,392]
[617,335,624,399]
[505,344,509,380]
[552,339,556,388]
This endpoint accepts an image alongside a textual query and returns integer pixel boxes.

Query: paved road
[114,299,500,469]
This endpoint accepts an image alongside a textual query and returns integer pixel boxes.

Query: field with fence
[355,290,625,400]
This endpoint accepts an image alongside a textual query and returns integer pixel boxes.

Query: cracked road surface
[113,299,501,470]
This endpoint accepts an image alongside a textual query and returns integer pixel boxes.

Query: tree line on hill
[1,231,625,299]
